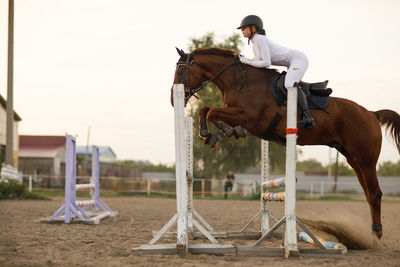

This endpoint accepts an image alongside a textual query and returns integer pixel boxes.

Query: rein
[176,53,247,103]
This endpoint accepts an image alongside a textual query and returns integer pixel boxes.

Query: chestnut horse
[171,47,400,238]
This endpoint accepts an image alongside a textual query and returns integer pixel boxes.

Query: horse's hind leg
[346,152,382,238]
[360,164,383,238]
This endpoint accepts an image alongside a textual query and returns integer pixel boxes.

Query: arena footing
[132,244,347,257]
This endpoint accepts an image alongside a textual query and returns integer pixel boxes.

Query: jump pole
[284,85,299,257]
[132,84,234,255]
[230,140,282,239]
[185,116,219,237]
[150,116,220,240]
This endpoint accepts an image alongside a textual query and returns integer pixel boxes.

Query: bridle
[175,51,247,104]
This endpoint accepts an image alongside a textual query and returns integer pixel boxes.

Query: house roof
[19,135,65,158]
[0,94,22,121]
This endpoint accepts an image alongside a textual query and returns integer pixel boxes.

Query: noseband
[175,53,247,104]
[175,53,199,103]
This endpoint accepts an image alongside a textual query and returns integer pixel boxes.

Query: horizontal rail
[262,192,285,202]
[75,184,95,190]
[261,178,286,189]
[76,200,96,206]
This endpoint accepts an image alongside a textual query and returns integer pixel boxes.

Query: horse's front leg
[199,106,235,138]
[207,107,248,137]
[214,120,247,139]
[198,106,221,150]
[199,106,248,150]
[199,106,211,138]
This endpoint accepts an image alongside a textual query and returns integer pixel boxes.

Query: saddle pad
[271,74,330,110]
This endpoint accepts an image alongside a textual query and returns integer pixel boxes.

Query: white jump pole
[260,140,269,235]
[284,86,299,257]
[185,116,194,233]
[174,84,189,254]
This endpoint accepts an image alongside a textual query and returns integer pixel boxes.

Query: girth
[260,107,286,145]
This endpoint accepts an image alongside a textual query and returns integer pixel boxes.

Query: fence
[20,174,400,197]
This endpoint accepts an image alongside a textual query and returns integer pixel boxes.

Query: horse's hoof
[208,134,219,148]
[215,120,234,137]
[233,126,247,139]
[203,134,211,144]
[372,224,383,239]
[213,140,220,151]
[224,128,234,137]
[375,230,383,239]
[200,129,209,138]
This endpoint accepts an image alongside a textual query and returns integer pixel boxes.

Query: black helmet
[237,15,263,30]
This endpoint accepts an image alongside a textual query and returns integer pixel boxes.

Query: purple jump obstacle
[43,135,117,224]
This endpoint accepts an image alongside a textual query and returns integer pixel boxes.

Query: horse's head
[170,48,205,106]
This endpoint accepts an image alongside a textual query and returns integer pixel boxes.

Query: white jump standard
[43,135,117,224]
[132,84,234,255]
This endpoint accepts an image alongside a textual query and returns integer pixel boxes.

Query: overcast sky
[0,0,399,166]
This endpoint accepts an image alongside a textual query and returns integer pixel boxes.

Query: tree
[297,159,326,174]
[378,160,400,176]
[116,160,174,173]
[186,33,286,178]
[325,162,355,176]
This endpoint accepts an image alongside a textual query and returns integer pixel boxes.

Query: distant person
[224,171,235,199]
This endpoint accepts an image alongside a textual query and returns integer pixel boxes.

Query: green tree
[186,33,285,178]
[326,162,355,176]
[297,159,326,174]
[377,160,400,176]
[116,160,174,173]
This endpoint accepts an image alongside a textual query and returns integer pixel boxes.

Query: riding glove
[239,55,252,65]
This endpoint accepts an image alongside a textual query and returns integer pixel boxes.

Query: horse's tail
[374,109,400,153]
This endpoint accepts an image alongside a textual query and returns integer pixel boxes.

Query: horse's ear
[176,47,186,57]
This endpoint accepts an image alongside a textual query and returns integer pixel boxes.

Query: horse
[171,47,400,239]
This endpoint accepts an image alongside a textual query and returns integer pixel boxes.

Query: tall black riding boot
[296,86,316,129]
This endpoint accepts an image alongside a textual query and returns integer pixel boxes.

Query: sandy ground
[1,196,400,266]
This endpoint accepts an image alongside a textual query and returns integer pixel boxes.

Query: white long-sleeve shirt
[249,34,305,68]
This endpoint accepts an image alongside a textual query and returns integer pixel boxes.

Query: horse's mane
[192,47,238,57]
[192,47,279,76]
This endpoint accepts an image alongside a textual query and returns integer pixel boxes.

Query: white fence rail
[0,164,23,183]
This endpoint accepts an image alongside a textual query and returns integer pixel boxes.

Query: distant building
[76,146,117,163]
[18,136,141,178]
[76,146,141,177]
[0,94,22,167]
[18,135,66,176]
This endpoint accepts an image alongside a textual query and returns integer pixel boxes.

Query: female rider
[237,15,315,129]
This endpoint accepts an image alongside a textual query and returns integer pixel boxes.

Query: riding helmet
[237,15,263,30]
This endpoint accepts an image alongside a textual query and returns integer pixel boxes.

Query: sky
[0,0,399,166]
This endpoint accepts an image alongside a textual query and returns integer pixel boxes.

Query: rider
[237,15,315,129]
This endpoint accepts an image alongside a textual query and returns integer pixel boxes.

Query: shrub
[0,181,26,199]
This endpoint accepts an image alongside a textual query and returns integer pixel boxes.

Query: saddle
[271,71,332,109]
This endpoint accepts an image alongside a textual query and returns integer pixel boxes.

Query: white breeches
[284,53,309,88]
